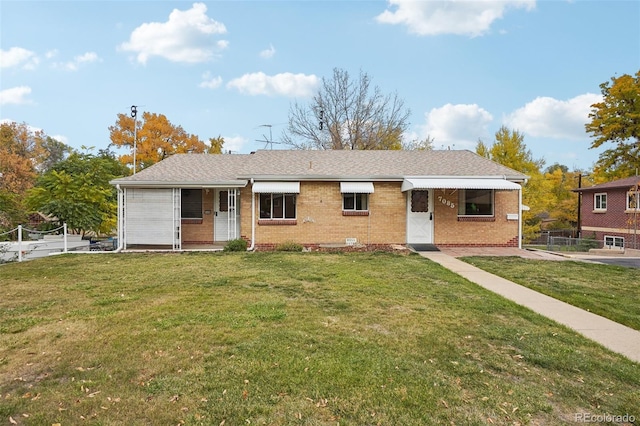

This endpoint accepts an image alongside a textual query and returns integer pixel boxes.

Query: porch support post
[248,185,256,250]
[118,186,126,250]
[17,225,22,262]
[63,223,68,253]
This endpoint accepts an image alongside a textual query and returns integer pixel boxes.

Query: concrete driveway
[564,255,640,269]
[436,247,569,260]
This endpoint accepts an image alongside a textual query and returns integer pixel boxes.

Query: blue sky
[1,0,639,171]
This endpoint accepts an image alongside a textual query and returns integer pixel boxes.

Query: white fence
[0,223,90,263]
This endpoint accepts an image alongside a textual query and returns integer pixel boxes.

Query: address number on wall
[437,195,456,209]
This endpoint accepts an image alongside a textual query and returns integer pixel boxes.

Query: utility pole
[576,173,582,238]
[131,105,138,174]
[576,172,591,238]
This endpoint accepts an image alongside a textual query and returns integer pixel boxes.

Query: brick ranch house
[574,175,640,250]
[110,150,529,251]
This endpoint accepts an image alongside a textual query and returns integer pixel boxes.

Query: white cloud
[418,103,494,149]
[0,86,33,105]
[260,44,276,59]
[53,51,101,71]
[503,93,602,140]
[0,47,39,70]
[199,72,223,89]
[76,52,100,64]
[45,49,58,59]
[376,0,535,37]
[222,135,247,153]
[227,72,319,97]
[0,119,66,144]
[119,2,228,64]
[50,134,69,144]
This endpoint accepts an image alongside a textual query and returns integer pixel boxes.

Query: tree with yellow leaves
[109,112,224,171]
[477,126,547,241]
[586,70,640,180]
[0,121,68,229]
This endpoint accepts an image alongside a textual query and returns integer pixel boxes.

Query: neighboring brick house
[110,150,528,251]
[574,176,640,250]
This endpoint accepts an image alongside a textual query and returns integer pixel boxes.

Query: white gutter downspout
[247,178,256,251]
[114,184,124,252]
[518,184,523,249]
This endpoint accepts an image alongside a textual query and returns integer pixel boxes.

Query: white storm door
[407,189,434,244]
[214,189,229,241]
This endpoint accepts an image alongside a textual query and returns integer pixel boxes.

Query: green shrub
[578,237,599,251]
[223,238,248,252]
[275,241,303,252]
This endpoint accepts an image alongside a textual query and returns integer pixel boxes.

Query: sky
[1,0,639,172]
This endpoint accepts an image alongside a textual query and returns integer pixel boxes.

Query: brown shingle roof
[111,149,528,186]
[575,176,640,193]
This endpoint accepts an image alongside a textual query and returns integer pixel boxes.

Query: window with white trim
[458,189,494,216]
[594,193,607,211]
[343,193,369,211]
[259,193,296,219]
[604,235,624,249]
[627,190,639,211]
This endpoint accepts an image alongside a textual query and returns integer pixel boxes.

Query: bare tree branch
[281,68,411,150]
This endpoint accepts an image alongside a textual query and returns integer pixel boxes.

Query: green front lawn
[461,256,640,331]
[1,252,638,425]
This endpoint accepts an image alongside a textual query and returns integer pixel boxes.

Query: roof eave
[240,174,528,182]
[110,179,248,188]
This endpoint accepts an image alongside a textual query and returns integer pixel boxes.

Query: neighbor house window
[181,189,202,219]
[594,193,607,211]
[627,190,639,211]
[343,193,369,211]
[458,189,494,216]
[604,236,624,249]
[259,193,296,219]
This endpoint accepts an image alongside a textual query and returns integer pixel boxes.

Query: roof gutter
[109,180,248,188]
[239,174,528,182]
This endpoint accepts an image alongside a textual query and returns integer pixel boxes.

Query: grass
[0,251,638,425]
[461,256,640,331]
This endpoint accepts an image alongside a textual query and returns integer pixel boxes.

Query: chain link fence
[527,229,639,252]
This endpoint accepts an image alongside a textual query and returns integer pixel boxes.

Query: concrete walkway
[419,251,640,363]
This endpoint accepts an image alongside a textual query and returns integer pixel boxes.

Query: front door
[407,189,433,244]
[214,189,240,241]
[214,190,230,241]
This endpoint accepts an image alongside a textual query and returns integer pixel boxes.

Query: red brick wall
[580,188,640,246]
[581,189,629,229]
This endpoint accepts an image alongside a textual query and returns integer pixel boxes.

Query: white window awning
[252,181,300,194]
[401,178,521,192]
[340,182,375,193]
